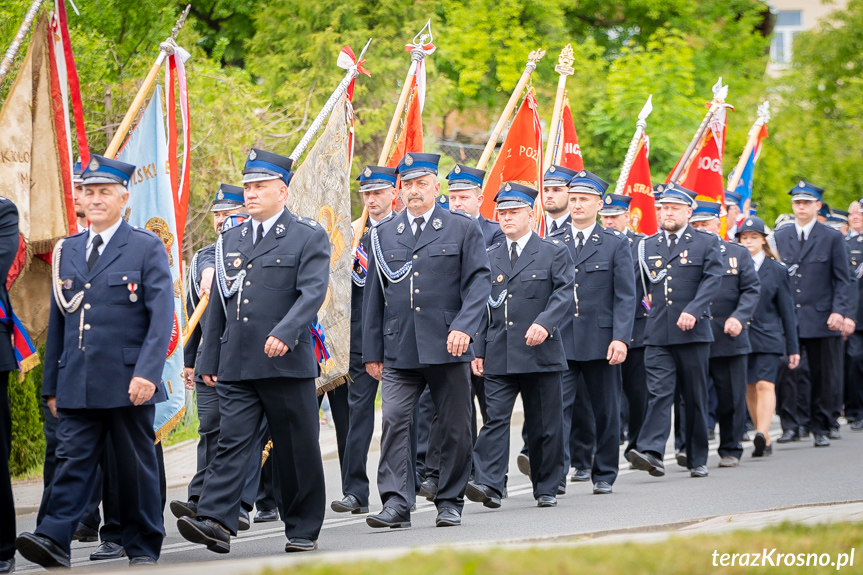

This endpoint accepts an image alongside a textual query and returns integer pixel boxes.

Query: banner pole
[542,45,574,172]
[613,95,653,195]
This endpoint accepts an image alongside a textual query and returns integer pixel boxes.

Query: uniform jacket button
[84,303,91,310]
[243,299,249,304]
[294,340,299,346]
[247,264,253,269]
[412,255,418,260]
[415,307,421,312]
[243,317,248,323]
[245,281,251,286]
[84,324,91,330]
[84,283,91,289]
[122,276,128,281]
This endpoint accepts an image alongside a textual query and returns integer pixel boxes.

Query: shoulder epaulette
[296,217,319,229]
[603,228,624,238]
[450,209,473,219]
[541,236,564,247]
[487,242,502,252]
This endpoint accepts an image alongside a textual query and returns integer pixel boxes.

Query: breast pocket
[261,254,296,289]
[584,261,610,288]
[383,317,399,361]
[521,269,549,299]
[382,249,409,271]
[428,243,460,274]
[107,271,142,307]
[720,272,739,290]
[678,257,703,281]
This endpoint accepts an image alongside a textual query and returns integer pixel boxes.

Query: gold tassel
[153,405,186,444]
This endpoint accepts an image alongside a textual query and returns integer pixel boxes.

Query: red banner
[558,98,584,171]
[481,89,543,220]
[623,137,657,235]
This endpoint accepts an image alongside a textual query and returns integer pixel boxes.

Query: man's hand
[525,324,549,347]
[183,367,195,390]
[677,312,697,331]
[129,377,157,406]
[47,396,58,418]
[202,374,217,387]
[842,318,856,339]
[264,336,289,358]
[788,354,801,370]
[199,267,215,296]
[827,312,845,332]
[607,340,628,365]
[724,317,743,337]
[365,361,383,381]
[472,358,484,377]
[447,330,471,357]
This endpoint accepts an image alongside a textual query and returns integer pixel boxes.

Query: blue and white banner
[117,85,186,442]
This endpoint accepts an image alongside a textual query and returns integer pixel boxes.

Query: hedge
[8,347,46,478]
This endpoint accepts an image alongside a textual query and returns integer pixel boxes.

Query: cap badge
[88,158,99,171]
[438,195,447,204]
[404,154,414,166]
[605,196,612,204]
[249,149,257,160]
[363,166,372,177]
[579,171,586,177]
[505,183,512,192]
[217,190,224,200]
[549,166,556,173]
[746,219,753,226]
[454,165,461,174]
[432,218,442,230]
[396,222,405,234]
[798,181,805,188]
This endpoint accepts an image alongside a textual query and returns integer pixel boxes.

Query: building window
[771,10,803,65]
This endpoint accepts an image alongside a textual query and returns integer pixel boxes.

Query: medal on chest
[128,283,138,302]
[680,250,688,265]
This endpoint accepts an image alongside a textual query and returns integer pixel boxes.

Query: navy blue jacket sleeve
[134,235,175,385]
[533,242,575,337]
[361,237,385,363]
[731,249,761,325]
[450,219,492,340]
[830,231,851,317]
[684,234,723,320]
[776,264,800,356]
[611,236,636,345]
[197,276,226,377]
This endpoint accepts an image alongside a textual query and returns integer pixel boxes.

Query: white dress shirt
[505,230,533,257]
[665,224,689,248]
[752,250,766,272]
[571,221,597,250]
[546,213,569,234]
[408,206,436,236]
[85,217,122,260]
[252,209,284,241]
[794,218,817,241]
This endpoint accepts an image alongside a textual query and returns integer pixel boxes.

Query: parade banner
[386,74,424,170]
[675,108,728,205]
[728,126,767,206]
[728,102,770,217]
[623,137,657,235]
[0,12,77,356]
[288,94,353,394]
[481,88,543,220]
[116,86,186,441]
[557,97,584,171]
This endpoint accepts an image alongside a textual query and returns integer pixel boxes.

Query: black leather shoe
[675,451,687,468]
[366,507,411,529]
[814,434,830,447]
[170,499,198,519]
[593,481,612,495]
[465,482,501,509]
[627,450,665,477]
[851,420,863,431]
[516,453,531,478]
[284,538,317,552]
[536,495,557,507]
[177,517,231,553]
[418,479,438,501]
[254,508,279,522]
[331,494,368,514]
[129,556,157,566]
[238,509,251,531]
[72,522,98,543]
[829,428,842,440]
[0,558,14,573]
[752,432,766,457]
[776,429,799,443]
[435,507,462,527]
[15,533,71,569]
[90,541,126,560]
[570,468,590,482]
[798,426,810,439]
[690,465,709,478]
[557,481,566,495]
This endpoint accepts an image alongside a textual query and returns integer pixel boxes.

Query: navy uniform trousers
[1,375,14,562]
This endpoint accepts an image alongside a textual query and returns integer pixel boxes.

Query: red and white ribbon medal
[128,283,139,302]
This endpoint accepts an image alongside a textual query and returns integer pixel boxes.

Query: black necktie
[254,223,264,247]
[87,235,103,271]
[510,241,519,268]
[413,216,425,241]
[799,231,806,248]
[668,232,678,254]
[549,221,559,234]
[575,231,584,258]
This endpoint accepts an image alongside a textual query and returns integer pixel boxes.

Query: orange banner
[558,98,584,171]
[623,137,657,235]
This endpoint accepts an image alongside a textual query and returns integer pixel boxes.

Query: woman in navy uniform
[467,182,573,508]
[737,216,800,456]
[16,156,175,568]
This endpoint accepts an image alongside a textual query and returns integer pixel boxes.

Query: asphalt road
[13,420,863,572]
